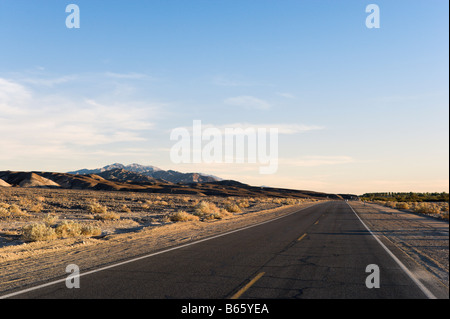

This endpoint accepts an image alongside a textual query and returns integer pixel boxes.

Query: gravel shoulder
[349,201,449,297]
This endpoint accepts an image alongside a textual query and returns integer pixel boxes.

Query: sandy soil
[349,201,449,291]
[0,188,320,294]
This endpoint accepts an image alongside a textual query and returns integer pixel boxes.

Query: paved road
[4,201,437,299]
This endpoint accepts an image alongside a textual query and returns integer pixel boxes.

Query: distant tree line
[360,192,449,202]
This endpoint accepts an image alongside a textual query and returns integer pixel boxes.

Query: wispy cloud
[0,78,31,115]
[0,77,161,161]
[276,92,296,99]
[20,75,79,87]
[224,96,271,110]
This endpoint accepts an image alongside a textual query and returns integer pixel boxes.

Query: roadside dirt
[349,201,449,292]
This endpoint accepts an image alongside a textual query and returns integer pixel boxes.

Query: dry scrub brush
[21,221,102,242]
[192,201,233,220]
[0,202,30,219]
[168,210,200,222]
[87,201,120,220]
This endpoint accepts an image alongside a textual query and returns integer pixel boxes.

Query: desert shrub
[0,203,30,218]
[180,196,191,203]
[88,202,108,214]
[29,202,44,213]
[414,203,440,215]
[55,221,102,238]
[272,198,283,204]
[55,220,83,238]
[0,206,10,218]
[193,201,232,220]
[224,203,242,213]
[169,210,200,222]
[43,213,58,226]
[120,204,131,213]
[384,201,396,208]
[21,223,57,242]
[80,224,102,237]
[395,202,410,210]
[206,209,233,220]
[9,204,25,215]
[237,199,250,208]
[94,211,120,221]
[282,198,297,205]
[193,201,219,217]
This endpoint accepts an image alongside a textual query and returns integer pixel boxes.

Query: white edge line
[0,202,323,299]
[346,202,437,299]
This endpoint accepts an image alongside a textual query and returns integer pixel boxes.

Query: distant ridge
[0,178,11,187]
[0,172,59,188]
[0,170,345,200]
[68,163,223,184]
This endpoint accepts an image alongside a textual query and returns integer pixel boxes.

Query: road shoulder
[349,201,449,299]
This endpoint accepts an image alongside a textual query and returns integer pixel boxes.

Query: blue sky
[0,0,448,194]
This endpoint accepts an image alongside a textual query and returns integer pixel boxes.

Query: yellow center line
[297,233,307,241]
[230,272,265,299]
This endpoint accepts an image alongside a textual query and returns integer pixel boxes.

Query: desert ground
[0,187,322,293]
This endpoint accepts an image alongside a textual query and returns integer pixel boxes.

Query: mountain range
[68,163,223,184]
[0,166,349,199]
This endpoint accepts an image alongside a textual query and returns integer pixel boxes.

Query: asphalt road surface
[3,201,442,299]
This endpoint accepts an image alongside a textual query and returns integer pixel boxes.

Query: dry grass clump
[43,213,58,226]
[29,202,44,213]
[120,204,131,213]
[94,211,120,221]
[376,200,449,220]
[21,221,102,242]
[193,201,233,220]
[169,210,200,222]
[56,221,102,238]
[237,199,250,208]
[413,203,441,215]
[154,200,169,206]
[88,202,108,214]
[87,201,119,220]
[0,203,30,219]
[0,205,10,218]
[395,202,410,210]
[21,223,57,242]
[384,201,397,208]
[224,203,242,213]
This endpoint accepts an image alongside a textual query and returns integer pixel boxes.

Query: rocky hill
[0,178,11,187]
[68,163,222,184]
